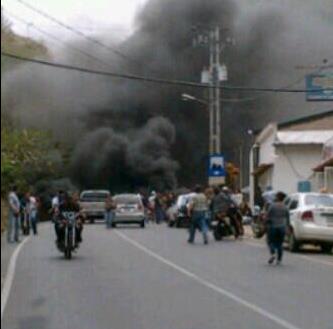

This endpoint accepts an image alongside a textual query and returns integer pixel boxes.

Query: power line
[14,0,150,72]
[4,10,115,70]
[3,51,333,94]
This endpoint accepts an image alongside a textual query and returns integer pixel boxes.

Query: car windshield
[81,192,109,202]
[114,195,140,205]
[305,194,333,208]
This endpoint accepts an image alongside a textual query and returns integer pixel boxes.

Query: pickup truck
[79,190,110,223]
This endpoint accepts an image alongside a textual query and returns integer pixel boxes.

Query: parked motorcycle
[251,206,266,239]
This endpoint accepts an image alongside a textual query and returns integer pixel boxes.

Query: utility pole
[193,25,232,185]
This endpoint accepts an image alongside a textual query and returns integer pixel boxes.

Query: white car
[285,193,333,253]
[168,193,196,228]
[80,190,110,223]
[113,194,145,228]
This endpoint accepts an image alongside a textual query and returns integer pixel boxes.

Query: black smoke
[2,0,332,190]
[70,117,178,191]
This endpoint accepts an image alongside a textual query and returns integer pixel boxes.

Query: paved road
[2,224,333,329]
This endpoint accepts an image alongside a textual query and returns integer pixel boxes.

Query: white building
[250,111,333,207]
[313,137,333,193]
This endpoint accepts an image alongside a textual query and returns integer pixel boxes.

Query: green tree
[1,122,62,195]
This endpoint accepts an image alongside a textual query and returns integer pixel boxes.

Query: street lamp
[181,93,208,106]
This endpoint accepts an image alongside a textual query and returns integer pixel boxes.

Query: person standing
[105,195,116,229]
[28,192,39,235]
[266,192,290,265]
[188,185,209,245]
[22,192,31,235]
[7,186,21,243]
[154,193,164,224]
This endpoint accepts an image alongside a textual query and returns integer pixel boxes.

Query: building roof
[275,131,333,146]
[254,109,333,135]
[278,109,333,129]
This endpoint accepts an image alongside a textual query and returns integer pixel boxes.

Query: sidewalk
[1,233,17,292]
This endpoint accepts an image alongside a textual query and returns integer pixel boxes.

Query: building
[250,110,333,207]
[313,137,333,192]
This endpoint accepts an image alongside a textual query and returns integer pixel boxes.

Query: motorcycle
[212,213,236,241]
[251,206,266,239]
[57,212,80,260]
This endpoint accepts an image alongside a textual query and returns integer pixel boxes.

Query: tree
[1,122,63,195]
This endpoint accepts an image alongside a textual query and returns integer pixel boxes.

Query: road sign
[208,154,226,185]
[306,73,333,101]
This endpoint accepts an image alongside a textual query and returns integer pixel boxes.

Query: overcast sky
[2,0,147,40]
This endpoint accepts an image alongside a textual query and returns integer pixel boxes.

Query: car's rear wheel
[320,244,333,254]
[111,222,116,228]
[288,230,300,253]
[141,221,145,229]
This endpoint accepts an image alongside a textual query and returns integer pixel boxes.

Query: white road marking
[1,237,30,321]
[243,241,333,267]
[115,230,302,329]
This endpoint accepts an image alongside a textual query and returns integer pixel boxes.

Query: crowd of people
[7,185,40,244]
[6,183,291,265]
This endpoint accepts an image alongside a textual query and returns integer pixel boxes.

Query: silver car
[285,193,333,253]
[113,194,145,228]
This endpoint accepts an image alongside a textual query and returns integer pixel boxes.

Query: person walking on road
[105,195,116,229]
[7,185,21,243]
[188,185,209,245]
[266,192,290,265]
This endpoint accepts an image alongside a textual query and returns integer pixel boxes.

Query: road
[2,223,333,329]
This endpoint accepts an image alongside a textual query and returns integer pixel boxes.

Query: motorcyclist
[210,186,229,221]
[221,187,244,238]
[54,193,83,248]
[211,186,243,239]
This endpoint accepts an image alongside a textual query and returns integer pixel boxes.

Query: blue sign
[306,73,333,101]
[208,154,226,178]
[298,181,311,193]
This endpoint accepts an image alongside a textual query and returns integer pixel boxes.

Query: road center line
[1,237,30,321]
[115,230,302,329]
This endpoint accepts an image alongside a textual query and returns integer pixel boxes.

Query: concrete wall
[258,167,273,191]
[272,145,322,194]
[259,133,276,165]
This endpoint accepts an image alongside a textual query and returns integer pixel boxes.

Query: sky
[2,0,147,40]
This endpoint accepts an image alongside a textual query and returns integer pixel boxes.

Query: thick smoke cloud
[2,0,332,189]
[71,117,178,191]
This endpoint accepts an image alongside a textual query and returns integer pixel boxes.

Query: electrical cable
[4,10,114,70]
[14,0,153,72]
[2,51,333,94]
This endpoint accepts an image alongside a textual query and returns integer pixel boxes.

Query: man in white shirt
[7,186,21,243]
[188,185,209,245]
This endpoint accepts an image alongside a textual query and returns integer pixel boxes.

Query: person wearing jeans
[105,196,115,229]
[268,226,286,264]
[28,194,39,235]
[266,192,290,265]
[188,185,209,245]
[7,186,21,243]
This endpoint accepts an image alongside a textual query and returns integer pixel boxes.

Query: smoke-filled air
[2,0,333,191]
